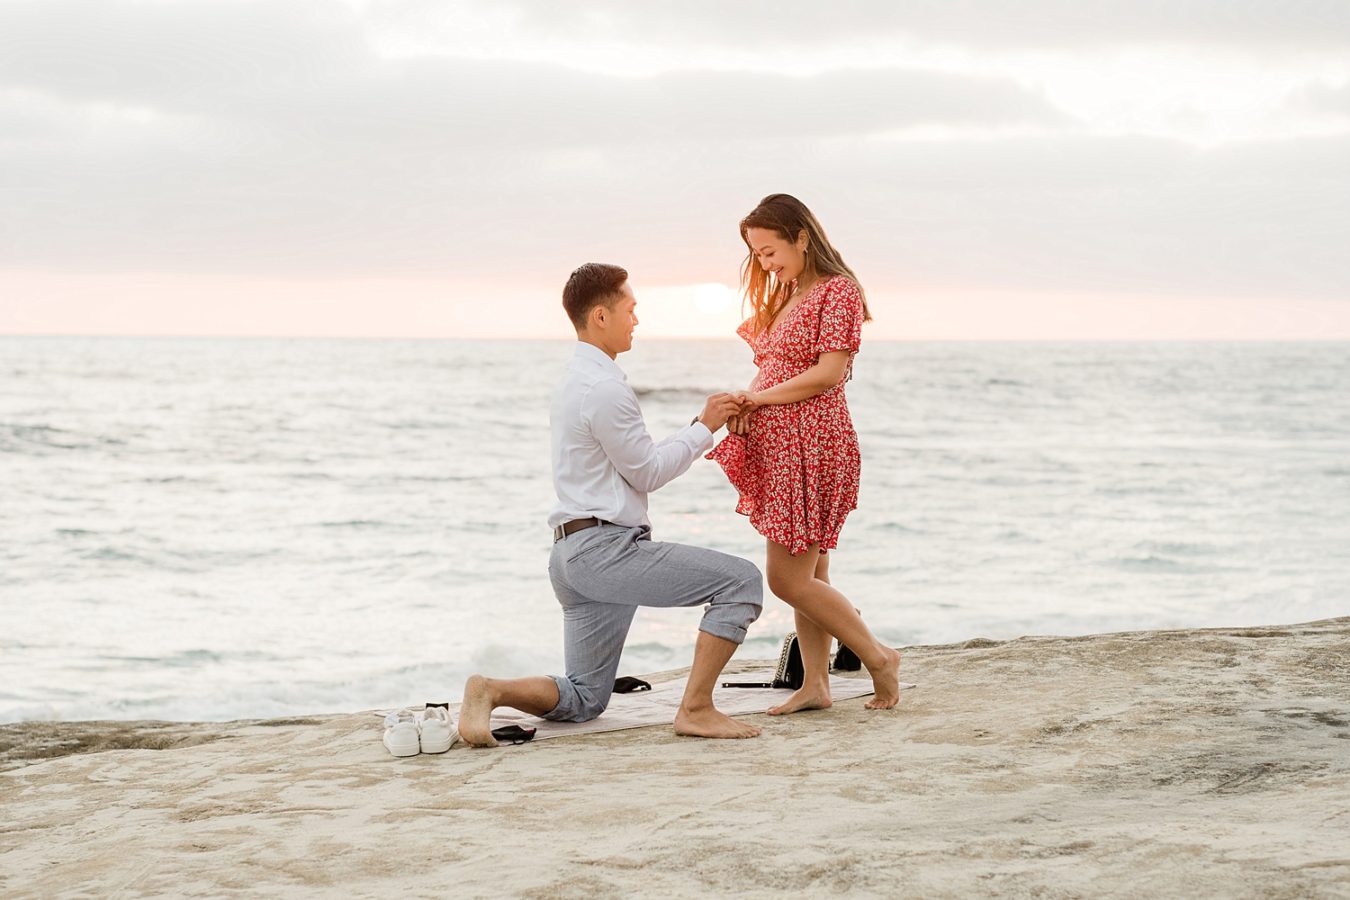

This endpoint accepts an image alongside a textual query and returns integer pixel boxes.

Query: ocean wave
[1109,555,1189,572]
[79,546,157,564]
[97,649,227,667]
[632,386,715,402]
[1133,540,1216,557]
[316,519,390,529]
[0,423,88,452]
[378,419,456,431]
[619,641,680,661]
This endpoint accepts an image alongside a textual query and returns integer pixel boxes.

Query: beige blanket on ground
[381,669,914,742]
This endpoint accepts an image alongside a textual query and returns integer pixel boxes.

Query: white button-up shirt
[548,342,714,529]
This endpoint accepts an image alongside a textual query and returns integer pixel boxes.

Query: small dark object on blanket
[490,724,536,745]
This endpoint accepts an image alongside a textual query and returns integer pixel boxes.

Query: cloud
[1300,80,1350,116]
[0,0,369,111]
[1,0,1347,310]
[3,105,1347,305]
[473,0,1350,52]
[0,1,1064,147]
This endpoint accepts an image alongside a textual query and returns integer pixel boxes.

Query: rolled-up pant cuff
[698,620,749,645]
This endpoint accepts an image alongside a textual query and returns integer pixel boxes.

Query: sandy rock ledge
[2,619,1349,898]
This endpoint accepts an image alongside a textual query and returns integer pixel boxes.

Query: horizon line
[3,333,1349,344]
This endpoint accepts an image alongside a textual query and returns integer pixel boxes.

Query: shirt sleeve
[585,380,714,493]
[814,278,864,357]
[657,420,713,449]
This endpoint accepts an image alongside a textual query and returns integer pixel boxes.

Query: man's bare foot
[674,706,762,739]
[767,680,833,716]
[457,674,498,747]
[865,647,903,709]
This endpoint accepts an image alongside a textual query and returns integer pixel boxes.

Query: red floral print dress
[708,275,864,556]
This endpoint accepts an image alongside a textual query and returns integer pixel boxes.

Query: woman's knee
[766,567,810,603]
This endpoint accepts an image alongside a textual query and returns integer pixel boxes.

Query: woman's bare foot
[457,674,498,747]
[674,705,762,739]
[767,679,833,716]
[865,647,903,709]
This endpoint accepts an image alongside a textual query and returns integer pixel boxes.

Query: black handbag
[773,631,805,689]
[722,632,857,689]
[832,641,862,672]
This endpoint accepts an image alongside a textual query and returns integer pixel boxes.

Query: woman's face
[746,227,808,286]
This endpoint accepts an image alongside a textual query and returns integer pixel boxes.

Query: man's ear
[589,303,607,330]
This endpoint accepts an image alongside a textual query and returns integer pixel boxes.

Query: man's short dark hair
[562,263,628,330]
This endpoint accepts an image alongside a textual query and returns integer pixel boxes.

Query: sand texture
[3,618,1349,898]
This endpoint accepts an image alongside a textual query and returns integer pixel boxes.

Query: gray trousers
[543,523,763,723]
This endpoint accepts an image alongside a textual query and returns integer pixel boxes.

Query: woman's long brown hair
[739,193,870,334]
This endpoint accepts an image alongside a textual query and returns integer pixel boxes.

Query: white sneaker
[419,704,457,754]
[382,709,420,757]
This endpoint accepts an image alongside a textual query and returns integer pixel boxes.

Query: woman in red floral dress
[709,194,901,714]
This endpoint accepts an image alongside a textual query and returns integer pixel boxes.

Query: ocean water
[2,337,1348,723]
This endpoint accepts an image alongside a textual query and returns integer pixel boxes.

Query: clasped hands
[700,392,760,435]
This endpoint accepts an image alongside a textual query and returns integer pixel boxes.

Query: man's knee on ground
[547,676,613,723]
[569,686,611,723]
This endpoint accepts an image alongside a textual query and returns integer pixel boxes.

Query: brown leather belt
[553,517,604,542]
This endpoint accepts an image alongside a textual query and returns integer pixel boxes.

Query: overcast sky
[2,0,1349,338]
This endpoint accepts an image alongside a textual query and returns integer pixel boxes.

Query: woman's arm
[741,350,851,408]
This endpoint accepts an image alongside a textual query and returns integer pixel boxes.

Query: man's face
[599,282,639,354]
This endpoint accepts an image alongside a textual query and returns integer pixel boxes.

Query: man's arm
[588,383,734,493]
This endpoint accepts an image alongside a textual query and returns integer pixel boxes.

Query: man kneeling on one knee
[458,263,764,745]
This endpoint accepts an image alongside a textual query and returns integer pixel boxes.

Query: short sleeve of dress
[734,316,756,346]
[813,277,864,356]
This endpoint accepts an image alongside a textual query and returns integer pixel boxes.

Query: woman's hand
[727,393,758,435]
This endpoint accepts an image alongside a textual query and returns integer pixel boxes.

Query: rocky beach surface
[3,618,1348,898]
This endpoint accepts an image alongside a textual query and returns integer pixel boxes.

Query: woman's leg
[769,552,835,715]
[765,539,901,712]
[768,547,833,715]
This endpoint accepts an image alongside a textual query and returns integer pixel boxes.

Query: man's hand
[698,392,742,432]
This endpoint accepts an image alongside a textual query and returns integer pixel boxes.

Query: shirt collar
[574,340,627,381]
